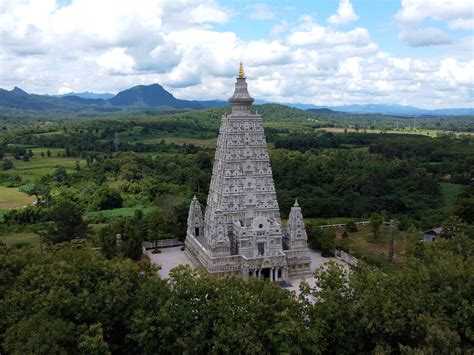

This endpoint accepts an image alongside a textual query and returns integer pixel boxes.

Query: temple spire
[229,62,254,115]
[238,61,245,79]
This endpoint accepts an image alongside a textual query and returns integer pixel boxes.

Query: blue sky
[1,0,473,108]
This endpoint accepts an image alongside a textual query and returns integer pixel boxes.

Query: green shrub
[345,221,358,232]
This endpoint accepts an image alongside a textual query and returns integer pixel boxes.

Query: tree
[46,149,51,157]
[454,184,474,224]
[41,198,89,244]
[388,220,398,263]
[441,216,469,240]
[2,159,14,171]
[345,221,358,233]
[98,213,145,260]
[160,266,310,354]
[91,186,123,211]
[370,212,384,241]
[301,250,473,353]
[0,242,168,354]
[28,183,51,206]
[3,312,76,354]
[307,225,336,256]
[52,166,68,183]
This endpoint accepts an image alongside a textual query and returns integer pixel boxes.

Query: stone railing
[334,249,358,267]
[143,239,184,250]
[317,221,370,229]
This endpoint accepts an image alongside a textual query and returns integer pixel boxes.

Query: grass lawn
[156,137,216,147]
[89,223,109,233]
[0,186,35,208]
[337,225,407,265]
[1,154,86,181]
[0,232,40,248]
[85,206,157,220]
[319,127,474,137]
[440,182,463,213]
[30,147,66,156]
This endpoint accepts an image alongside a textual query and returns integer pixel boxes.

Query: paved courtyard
[147,246,193,279]
[147,247,346,294]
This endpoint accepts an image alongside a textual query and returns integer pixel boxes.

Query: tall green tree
[41,198,89,244]
[370,212,384,241]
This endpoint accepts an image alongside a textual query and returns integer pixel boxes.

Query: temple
[185,63,311,281]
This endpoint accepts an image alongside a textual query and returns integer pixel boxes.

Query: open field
[440,182,463,213]
[337,224,407,265]
[1,154,86,180]
[319,127,474,137]
[0,232,40,248]
[0,186,35,208]
[30,147,66,156]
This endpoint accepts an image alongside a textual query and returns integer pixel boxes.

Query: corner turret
[285,199,308,250]
[187,196,204,238]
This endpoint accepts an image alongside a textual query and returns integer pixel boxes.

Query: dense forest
[1,106,473,353]
[1,227,473,353]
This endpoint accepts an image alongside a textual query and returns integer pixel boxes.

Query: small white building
[423,227,443,242]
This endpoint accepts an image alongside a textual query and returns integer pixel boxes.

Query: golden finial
[238,61,245,79]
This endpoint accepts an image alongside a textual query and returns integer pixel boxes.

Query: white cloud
[270,20,289,38]
[395,0,473,48]
[97,48,135,75]
[286,17,370,48]
[189,3,229,24]
[245,41,292,66]
[327,0,359,26]
[395,0,473,26]
[399,27,452,47]
[58,86,73,95]
[247,3,275,20]
[449,18,474,30]
[0,0,472,108]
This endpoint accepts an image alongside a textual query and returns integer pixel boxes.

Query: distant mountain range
[0,84,472,116]
[288,103,474,116]
[54,91,114,100]
[0,84,225,112]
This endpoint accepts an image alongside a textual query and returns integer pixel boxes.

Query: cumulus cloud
[399,27,452,47]
[395,0,472,48]
[395,0,473,26]
[327,0,359,26]
[286,17,372,49]
[0,0,472,108]
[97,48,135,75]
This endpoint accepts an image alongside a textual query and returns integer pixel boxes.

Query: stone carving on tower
[185,63,311,281]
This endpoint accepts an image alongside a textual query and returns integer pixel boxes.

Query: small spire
[238,61,245,79]
[193,195,197,200]
[294,199,299,207]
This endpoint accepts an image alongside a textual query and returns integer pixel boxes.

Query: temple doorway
[261,268,271,279]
